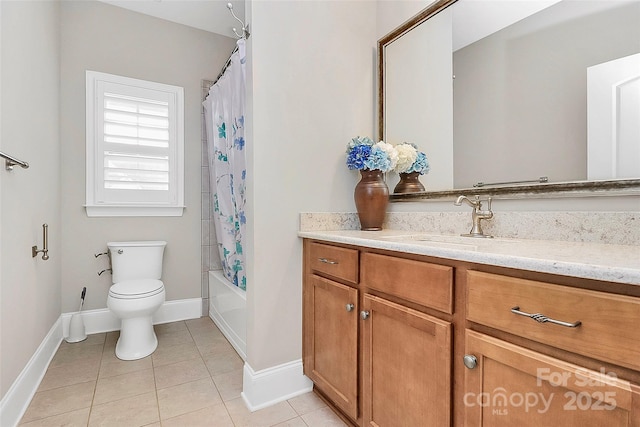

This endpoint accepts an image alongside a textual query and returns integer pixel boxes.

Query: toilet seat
[109,279,164,299]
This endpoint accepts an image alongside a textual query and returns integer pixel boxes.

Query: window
[85,71,184,216]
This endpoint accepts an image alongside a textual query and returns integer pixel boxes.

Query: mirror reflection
[381,0,640,194]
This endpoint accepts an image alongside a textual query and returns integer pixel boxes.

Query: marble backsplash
[300,211,639,246]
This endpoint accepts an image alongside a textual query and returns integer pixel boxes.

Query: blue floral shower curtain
[203,39,247,290]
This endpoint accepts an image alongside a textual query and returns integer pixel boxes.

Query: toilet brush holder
[66,286,87,343]
[66,313,87,343]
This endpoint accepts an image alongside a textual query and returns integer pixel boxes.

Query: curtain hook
[227,3,249,39]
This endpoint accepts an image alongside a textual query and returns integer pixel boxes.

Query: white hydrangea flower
[394,143,418,173]
[374,141,398,170]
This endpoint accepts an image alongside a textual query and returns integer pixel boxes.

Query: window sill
[85,205,185,217]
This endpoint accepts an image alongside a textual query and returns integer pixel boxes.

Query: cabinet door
[303,275,359,420]
[464,330,640,426]
[361,294,452,426]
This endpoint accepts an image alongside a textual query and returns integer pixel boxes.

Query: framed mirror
[378,0,640,200]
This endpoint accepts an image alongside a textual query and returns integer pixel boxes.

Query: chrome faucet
[454,195,494,238]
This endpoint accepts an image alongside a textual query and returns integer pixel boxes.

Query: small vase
[393,172,425,193]
[354,169,389,231]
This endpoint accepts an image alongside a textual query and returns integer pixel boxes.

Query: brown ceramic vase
[354,169,389,231]
[393,171,425,193]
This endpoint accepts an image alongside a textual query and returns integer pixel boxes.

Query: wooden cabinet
[466,271,640,371]
[303,240,453,425]
[464,271,640,426]
[463,330,640,426]
[303,239,640,426]
[362,294,451,426]
[304,275,359,419]
[303,243,359,420]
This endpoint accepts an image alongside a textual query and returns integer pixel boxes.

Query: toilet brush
[66,287,87,343]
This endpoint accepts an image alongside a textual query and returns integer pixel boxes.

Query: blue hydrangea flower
[346,144,371,170]
[408,152,430,174]
[364,146,392,172]
[346,136,374,153]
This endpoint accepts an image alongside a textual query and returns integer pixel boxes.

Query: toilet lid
[109,279,164,299]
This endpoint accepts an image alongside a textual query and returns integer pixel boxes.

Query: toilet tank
[107,241,167,283]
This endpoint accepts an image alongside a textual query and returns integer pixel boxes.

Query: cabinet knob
[346,303,355,312]
[360,311,370,320]
[463,354,478,369]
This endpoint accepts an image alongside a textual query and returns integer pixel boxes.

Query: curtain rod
[212,45,239,86]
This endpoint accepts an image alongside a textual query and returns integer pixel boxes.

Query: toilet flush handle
[117,249,123,254]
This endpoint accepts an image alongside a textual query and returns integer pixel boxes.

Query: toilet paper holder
[32,223,49,260]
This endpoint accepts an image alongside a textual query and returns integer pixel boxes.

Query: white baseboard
[0,318,62,427]
[1,298,202,427]
[61,297,204,336]
[241,360,313,412]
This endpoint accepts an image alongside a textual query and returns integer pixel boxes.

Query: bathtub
[208,270,247,360]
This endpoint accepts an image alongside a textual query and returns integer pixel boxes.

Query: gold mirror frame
[378,0,640,201]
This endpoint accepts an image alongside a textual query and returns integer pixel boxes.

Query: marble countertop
[298,230,640,286]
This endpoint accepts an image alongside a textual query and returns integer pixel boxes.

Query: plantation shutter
[86,71,184,216]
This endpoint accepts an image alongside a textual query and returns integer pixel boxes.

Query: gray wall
[59,1,235,313]
[0,1,61,399]
[246,0,377,372]
[1,0,234,401]
[453,1,640,188]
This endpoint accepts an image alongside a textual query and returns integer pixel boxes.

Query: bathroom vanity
[299,231,640,426]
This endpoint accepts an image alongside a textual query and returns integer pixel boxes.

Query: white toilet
[107,241,167,360]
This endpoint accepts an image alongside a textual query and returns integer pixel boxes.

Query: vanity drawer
[308,242,359,284]
[361,252,453,314]
[467,270,640,371]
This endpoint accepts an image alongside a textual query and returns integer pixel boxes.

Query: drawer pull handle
[361,311,370,320]
[346,303,355,312]
[318,258,338,265]
[511,306,582,328]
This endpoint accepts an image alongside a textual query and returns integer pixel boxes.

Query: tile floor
[19,317,346,427]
